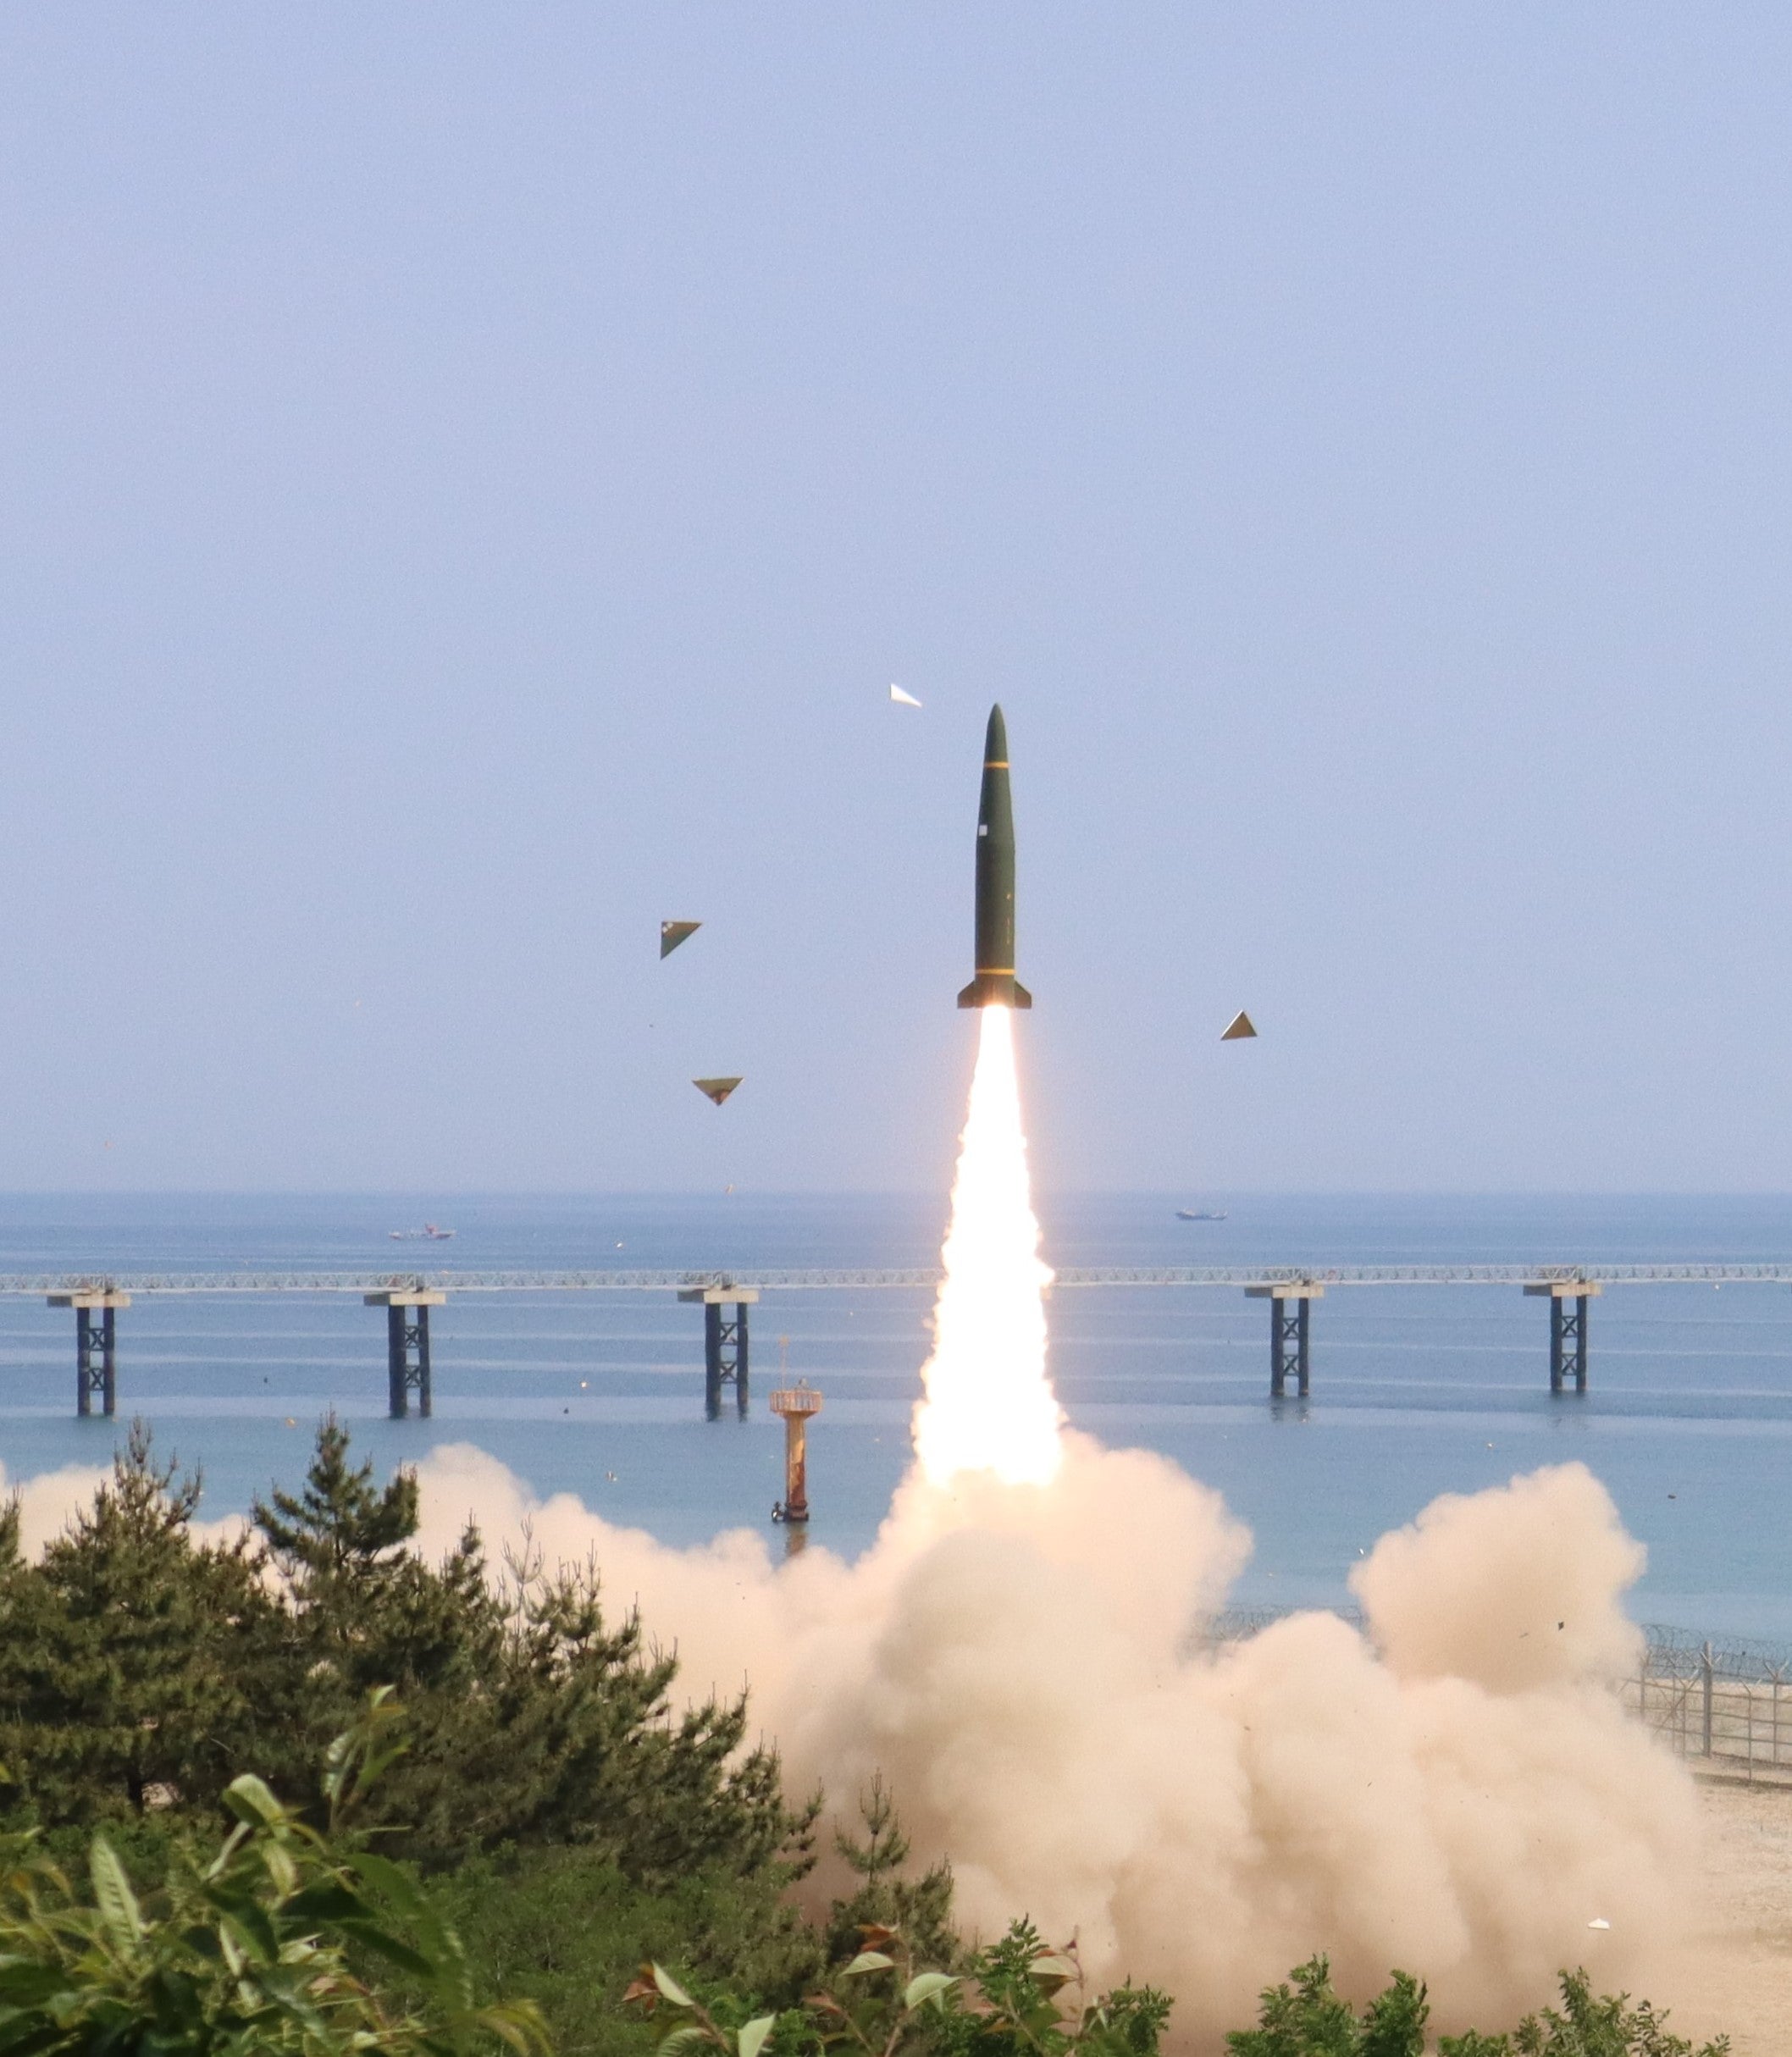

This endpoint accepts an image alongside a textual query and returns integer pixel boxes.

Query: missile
[957,704,1032,1009]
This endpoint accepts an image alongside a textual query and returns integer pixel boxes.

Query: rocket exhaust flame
[912,1005,1064,1486]
[197,693,1697,2041]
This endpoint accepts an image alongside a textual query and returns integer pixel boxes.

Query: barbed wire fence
[1208,1612,1792,1782]
[1625,1626,1792,1778]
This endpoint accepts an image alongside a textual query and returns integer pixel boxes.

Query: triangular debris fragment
[661,921,702,959]
[693,1076,744,1106]
[889,683,922,707]
[1221,1010,1258,1041]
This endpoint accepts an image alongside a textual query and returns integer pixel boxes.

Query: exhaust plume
[407,1442,1693,2044]
[401,1013,1698,2042]
[912,1007,1061,1487]
[2,1020,1703,2045]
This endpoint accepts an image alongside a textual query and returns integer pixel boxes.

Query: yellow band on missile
[984,760,1009,768]
[976,967,1015,976]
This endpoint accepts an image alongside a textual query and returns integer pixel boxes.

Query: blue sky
[3,6,1790,1193]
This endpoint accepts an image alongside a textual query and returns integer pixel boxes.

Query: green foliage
[629,1918,1171,2057]
[256,1420,810,1883]
[1438,1967,1729,2056]
[824,1778,954,1972]
[0,1422,287,1824]
[0,1690,547,2057]
[423,1846,824,2057]
[1224,1958,1725,2057]
[0,1423,1736,2057]
[0,1420,806,1889]
[1226,1955,1424,2057]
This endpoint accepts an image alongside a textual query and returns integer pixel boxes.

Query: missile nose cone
[984,704,1008,762]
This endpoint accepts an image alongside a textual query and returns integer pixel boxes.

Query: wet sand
[1657,1780,1792,2054]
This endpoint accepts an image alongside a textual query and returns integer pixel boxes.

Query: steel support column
[683,1286,759,1419]
[76,1306,117,1417]
[704,1302,722,1418]
[1271,1297,1310,1398]
[702,1302,750,1420]
[1525,1282,1598,1394]
[364,1291,445,1418]
[49,1292,129,1418]
[385,1304,434,1418]
[1246,1284,1321,1400]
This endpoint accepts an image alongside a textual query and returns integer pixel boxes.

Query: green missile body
[957,704,1033,1010]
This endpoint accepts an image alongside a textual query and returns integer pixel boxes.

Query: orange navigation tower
[769,1379,823,1523]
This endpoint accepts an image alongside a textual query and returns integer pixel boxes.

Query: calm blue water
[0,1192,1788,1643]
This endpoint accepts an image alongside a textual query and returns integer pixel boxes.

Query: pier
[5,1263,1791,1417]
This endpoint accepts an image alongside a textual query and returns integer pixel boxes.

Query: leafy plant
[1439,1966,1729,2056]
[627,1918,1170,2057]
[0,1420,810,1888]
[0,1689,548,2057]
[1224,1957,1728,2057]
[824,1778,954,1973]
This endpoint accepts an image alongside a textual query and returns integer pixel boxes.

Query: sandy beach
[1657,1780,1792,2054]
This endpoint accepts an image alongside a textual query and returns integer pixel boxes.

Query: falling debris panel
[693,1076,743,1106]
[1221,1010,1257,1040]
[660,920,702,958]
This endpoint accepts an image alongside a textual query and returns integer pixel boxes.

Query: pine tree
[254,1411,419,1588]
[252,1420,806,1881]
[826,1772,957,1967]
[0,1422,283,1821]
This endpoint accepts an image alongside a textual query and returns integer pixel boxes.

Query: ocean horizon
[0,1189,1786,1645]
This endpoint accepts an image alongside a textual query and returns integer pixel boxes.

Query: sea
[0,1192,1787,1646]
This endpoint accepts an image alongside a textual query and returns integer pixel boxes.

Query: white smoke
[0,1460,113,1557]
[391,1012,1701,2043]
[0,1426,1701,2043]
[407,1438,1696,2045]
[0,1015,1705,2046]
[0,1457,251,1558]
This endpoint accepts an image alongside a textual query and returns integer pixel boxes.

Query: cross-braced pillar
[49,1291,130,1418]
[363,1290,447,1418]
[680,1286,759,1419]
[1524,1281,1600,1393]
[1246,1283,1323,1398]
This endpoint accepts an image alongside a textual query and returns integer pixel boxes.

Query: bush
[1224,1955,1728,2057]
[0,1420,810,1887]
[0,1691,546,2057]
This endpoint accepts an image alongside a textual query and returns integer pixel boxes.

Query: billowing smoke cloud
[0,1426,1699,2041]
[0,1457,250,1558]
[0,1460,113,1557]
[408,1437,1695,2045]
[0,1012,1701,2046]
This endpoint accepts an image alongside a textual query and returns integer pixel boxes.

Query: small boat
[389,1225,458,1241]
[1175,1209,1228,1222]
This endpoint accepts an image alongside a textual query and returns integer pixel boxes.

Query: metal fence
[1623,1626,1792,1778]
[1209,1612,1792,1782]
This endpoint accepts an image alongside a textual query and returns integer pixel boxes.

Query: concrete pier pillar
[1246,1283,1323,1398]
[363,1290,446,1418]
[679,1286,759,1419]
[50,1291,130,1418]
[1524,1281,1600,1393]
